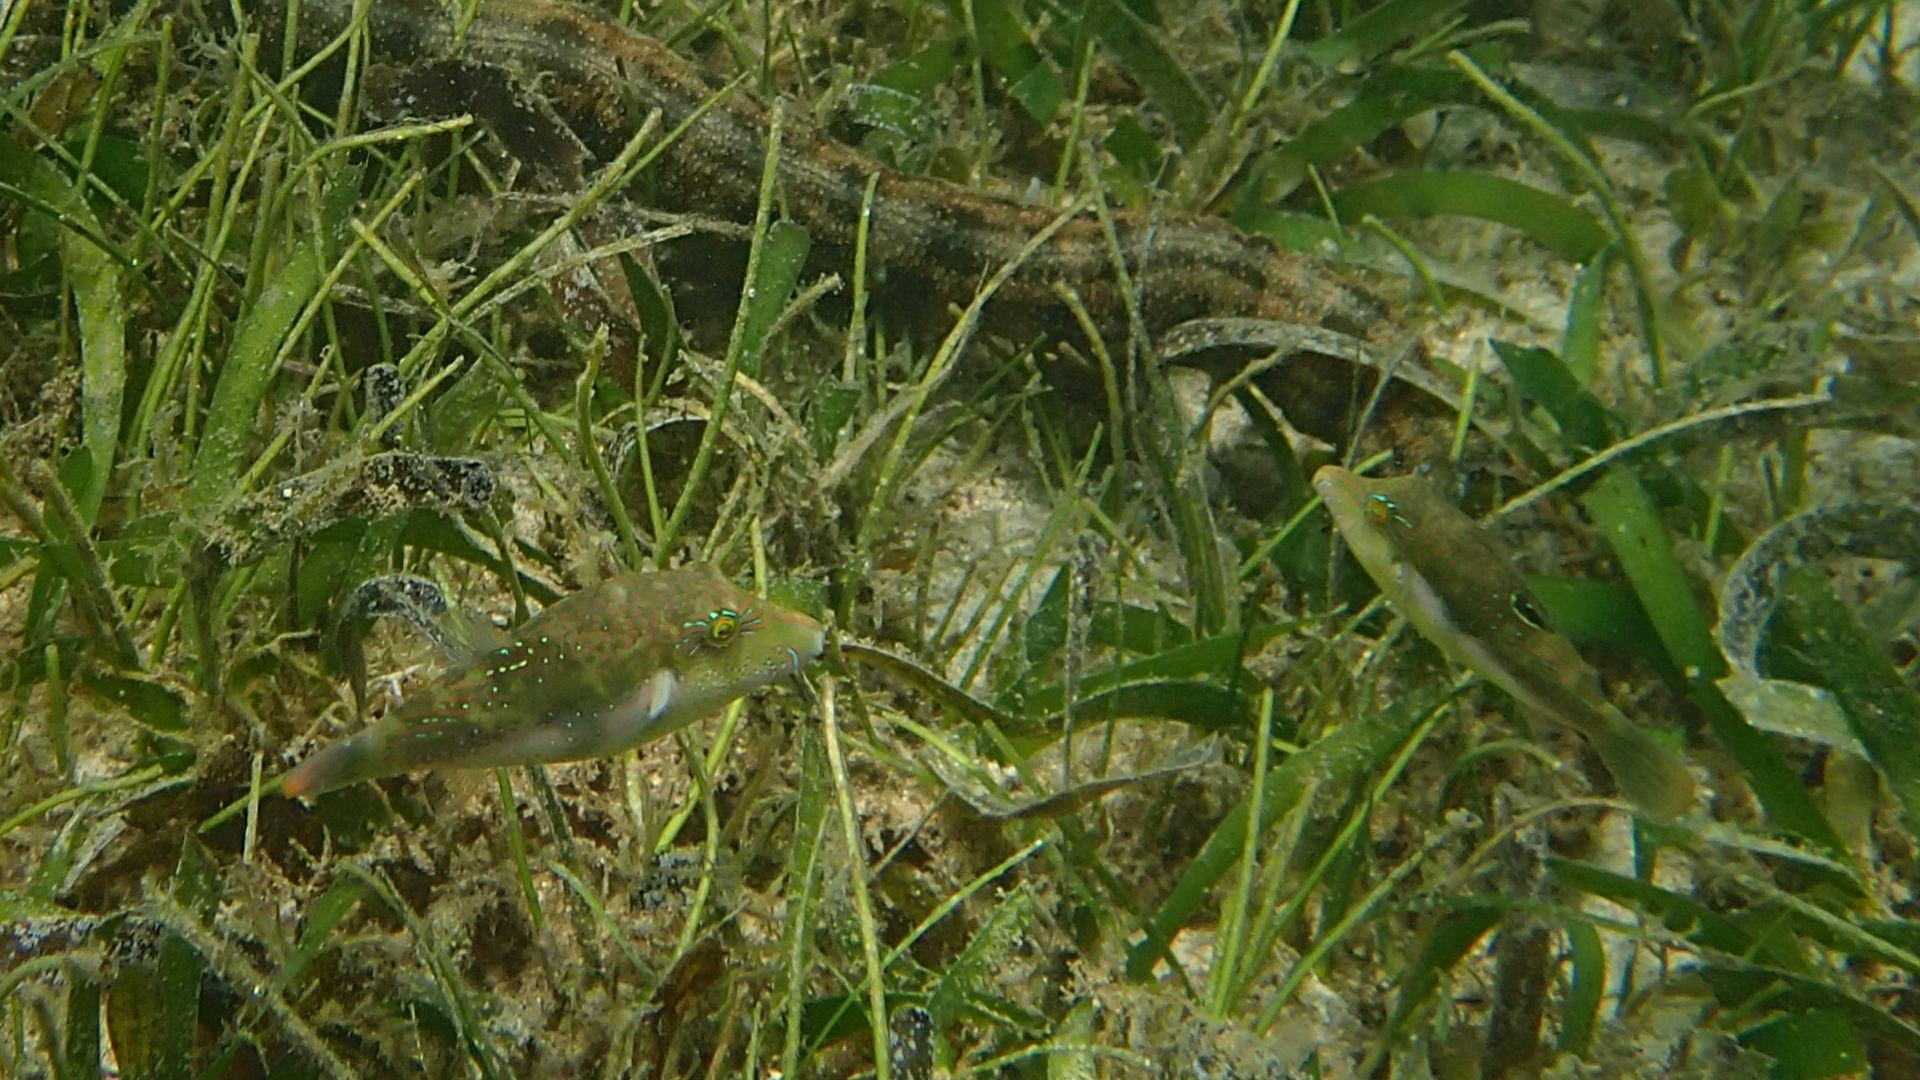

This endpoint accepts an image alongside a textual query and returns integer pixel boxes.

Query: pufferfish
[1314,466,1694,821]
[283,563,825,797]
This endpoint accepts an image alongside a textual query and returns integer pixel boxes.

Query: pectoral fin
[591,667,680,752]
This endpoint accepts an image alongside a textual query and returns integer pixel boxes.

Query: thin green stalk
[187,78,279,447]
[656,103,783,564]
[0,765,166,841]
[665,732,727,966]
[1209,690,1275,1017]
[27,460,140,668]
[1704,444,1735,554]
[820,677,891,1080]
[372,101,679,468]
[346,217,571,462]
[0,0,33,63]
[577,335,645,570]
[1254,706,1459,1034]
[543,857,650,978]
[43,644,69,779]
[1051,282,1127,491]
[130,36,258,457]
[342,867,504,1080]
[958,0,990,180]
[388,82,703,374]
[477,506,529,626]
[654,697,751,854]
[1080,156,1231,634]
[243,751,264,866]
[853,197,1089,551]
[1360,215,1444,308]
[288,115,476,181]
[633,410,667,555]
[0,459,115,665]
[1447,49,1668,383]
[1491,384,1835,519]
[1237,494,1329,582]
[780,731,830,1078]
[1448,367,1480,468]
[957,441,1098,689]
[497,770,544,929]
[1181,0,1305,204]
[359,356,464,449]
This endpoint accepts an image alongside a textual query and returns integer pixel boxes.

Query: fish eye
[705,610,740,645]
[1510,593,1552,630]
[1365,493,1416,545]
[679,607,763,657]
[1363,494,1395,526]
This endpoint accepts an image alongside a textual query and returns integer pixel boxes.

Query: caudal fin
[283,736,378,799]
[1585,707,1696,822]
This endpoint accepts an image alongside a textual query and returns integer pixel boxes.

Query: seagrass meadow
[3,0,1919,1076]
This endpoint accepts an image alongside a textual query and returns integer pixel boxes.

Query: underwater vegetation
[2,0,1919,1077]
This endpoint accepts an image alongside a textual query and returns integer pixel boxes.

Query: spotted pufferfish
[284,563,825,797]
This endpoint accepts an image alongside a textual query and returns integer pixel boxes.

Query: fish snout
[770,607,827,673]
[1312,465,1358,500]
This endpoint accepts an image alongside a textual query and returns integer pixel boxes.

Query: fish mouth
[772,610,827,675]
[1312,466,1369,526]
[1312,465,1361,502]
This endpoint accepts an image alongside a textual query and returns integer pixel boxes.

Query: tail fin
[283,735,380,799]
[1584,705,1696,822]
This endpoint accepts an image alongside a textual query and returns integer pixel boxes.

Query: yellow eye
[1364,494,1394,527]
[679,607,762,657]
